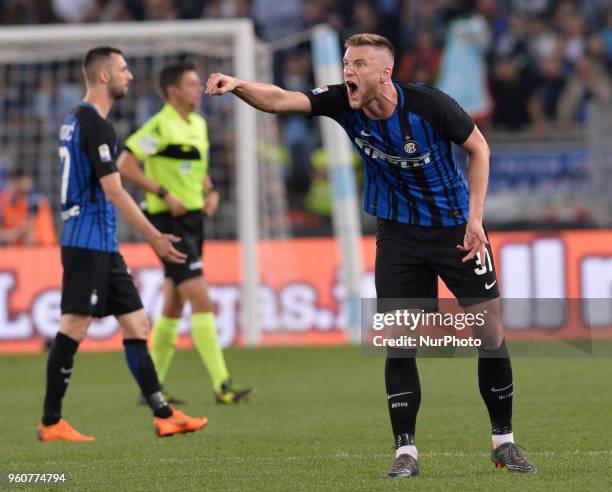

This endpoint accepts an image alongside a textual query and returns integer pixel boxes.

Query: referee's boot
[214,378,254,404]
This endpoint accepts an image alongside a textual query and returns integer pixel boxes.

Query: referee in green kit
[118,62,253,405]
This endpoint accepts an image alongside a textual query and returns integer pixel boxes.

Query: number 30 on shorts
[473,249,493,275]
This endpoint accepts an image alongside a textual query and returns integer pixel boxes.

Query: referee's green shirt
[125,103,209,214]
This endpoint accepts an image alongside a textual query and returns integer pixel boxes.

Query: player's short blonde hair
[344,33,395,61]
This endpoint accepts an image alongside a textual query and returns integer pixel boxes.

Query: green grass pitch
[1,346,611,490]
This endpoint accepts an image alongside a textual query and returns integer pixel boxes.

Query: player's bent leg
[178,276,253,404]
[117,309,208,436]
[38,314,95,442]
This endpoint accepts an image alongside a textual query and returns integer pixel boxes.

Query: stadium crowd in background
[0,0,610,233]
[2,0,609,134]
[0,168,57,246]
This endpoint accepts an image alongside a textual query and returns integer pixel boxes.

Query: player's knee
[185,290,213,313]
[162,301,183,318]
[163,307,183,318]
[60,325,87,342]
[478,330,504,350]
[121,324,148,340]
[59,316,90,342]
[119,312,150,339]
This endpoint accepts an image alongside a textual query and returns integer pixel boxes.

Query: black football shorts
[148,210,204,285]
[375,218,500,311]
[60,247,143,317]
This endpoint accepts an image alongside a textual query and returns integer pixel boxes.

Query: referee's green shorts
[147,210,204,285]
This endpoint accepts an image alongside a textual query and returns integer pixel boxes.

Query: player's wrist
[156,186,169,199]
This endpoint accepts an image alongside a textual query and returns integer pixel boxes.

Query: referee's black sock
[42,332,79,426]
[385,349,421,448]
[123,339,172,418]
[477,340,513,435]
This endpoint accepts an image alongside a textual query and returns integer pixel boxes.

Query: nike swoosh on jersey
[485,280,497,290]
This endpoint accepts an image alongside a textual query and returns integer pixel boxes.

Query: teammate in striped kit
[38,47,207,441]
[206,33,535,476]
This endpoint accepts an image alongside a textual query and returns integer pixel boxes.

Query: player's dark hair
[159,62,197,98]
[82,46,123,83]
[344,33,395,61]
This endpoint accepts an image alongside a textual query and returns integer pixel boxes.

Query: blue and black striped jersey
[304,82,474,227]
[58,103,119,252]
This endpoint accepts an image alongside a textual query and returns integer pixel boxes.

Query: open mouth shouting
[346,80,359,101]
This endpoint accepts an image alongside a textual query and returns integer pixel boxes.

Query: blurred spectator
[142,0,178,20]
[436,1,492,122]
[279,52,314,202]
[493,12,529,61]
[3,0,56,24]
[586,32,610,70]
[511,0,550,17]
[527,15,559,69]
[97,0,136,22]
[305,0,345,31]
[33,75,81,137]
[344,0,380,38]
[304,147,332,219]
[489,56,546,132]
[562,14,587,66]
[603,12,612,66]
[399,0,445,53]
[251,0,304,42]
[396,29,441,84]
[476,0,505,42]
[536,54,566,122]
[0,168,57,246]
[202,0,249,18]
[557,54,611,129]
[52,0,97,22]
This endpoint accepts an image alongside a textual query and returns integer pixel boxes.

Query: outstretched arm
[206,73,312,115]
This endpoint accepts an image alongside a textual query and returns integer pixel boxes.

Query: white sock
[492,432,514,449]
[396,445,418,460]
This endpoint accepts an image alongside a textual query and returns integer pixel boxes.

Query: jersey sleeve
[432,88,475,145]
[124,117,165,162]
[79,110,118,179]
[302,84,350,120]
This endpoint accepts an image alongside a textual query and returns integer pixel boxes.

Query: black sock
[123,339,172,418]
[385,349,421,448]
[42,332,79,426]
[477,340,513,435]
